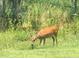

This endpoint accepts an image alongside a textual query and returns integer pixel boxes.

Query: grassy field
[0,0,79,58]
[1,47,79,58]
[0,27,79,58]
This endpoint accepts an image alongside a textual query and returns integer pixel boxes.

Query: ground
[0,30,79,58]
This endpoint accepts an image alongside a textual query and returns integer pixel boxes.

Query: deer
[31,21,64,49]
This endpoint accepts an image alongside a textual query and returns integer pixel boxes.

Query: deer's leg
[40,39,42,45]
[54,33,57,46]
[43,39,46,45]
[55,36,57,46]
[52,36,55,46]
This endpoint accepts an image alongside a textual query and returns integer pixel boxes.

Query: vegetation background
[0,0,79,58]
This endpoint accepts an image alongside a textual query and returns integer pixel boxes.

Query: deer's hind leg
[52,36,55,46]
[54,33,57,46]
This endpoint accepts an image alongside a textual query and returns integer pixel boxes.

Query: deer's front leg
[40,39,42,45]
[43,39,46,45]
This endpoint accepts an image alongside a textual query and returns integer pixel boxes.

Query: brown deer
[31,21,64,49]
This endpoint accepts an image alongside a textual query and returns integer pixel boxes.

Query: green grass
[0,29,79,58]
[0,0,79,58]
[0,47,79,58]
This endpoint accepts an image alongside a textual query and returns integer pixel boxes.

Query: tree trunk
[11,0,21,29]
[1,0,7,31]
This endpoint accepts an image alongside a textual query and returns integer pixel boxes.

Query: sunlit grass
[0,47,79,58]
[0,27,79,57]
[0,0,79,58]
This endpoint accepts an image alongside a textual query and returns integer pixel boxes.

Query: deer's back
[37,25,59,37]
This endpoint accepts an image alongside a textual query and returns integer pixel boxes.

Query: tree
[71,0,77,15]
[7,0,21,29]
[1,0,8,31]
